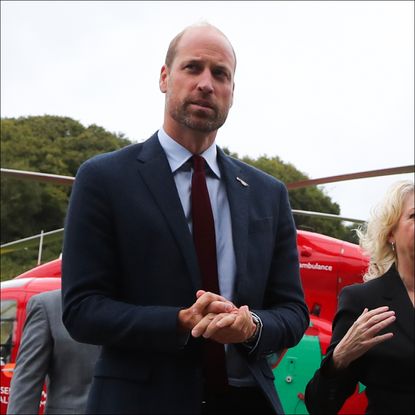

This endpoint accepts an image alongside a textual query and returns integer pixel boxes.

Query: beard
[167,96,229,133]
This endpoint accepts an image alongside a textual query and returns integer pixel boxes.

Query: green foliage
[1,115,131,245]
[1,118,357,281]
[1,115,131,280]
[225,150,358,243]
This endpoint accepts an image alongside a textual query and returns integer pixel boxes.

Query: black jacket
[305,264,414,414]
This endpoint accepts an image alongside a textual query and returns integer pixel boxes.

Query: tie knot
[192,154,206,173]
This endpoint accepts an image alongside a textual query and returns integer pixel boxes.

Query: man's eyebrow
[182,58,230,67]
[182,58,202,64]
[180,59,232,76]
[213,64,233,77]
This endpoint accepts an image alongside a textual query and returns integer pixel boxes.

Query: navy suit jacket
[305,264,414,414]
[62,132,309,414]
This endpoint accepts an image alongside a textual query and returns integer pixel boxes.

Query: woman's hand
[333,306,396,369]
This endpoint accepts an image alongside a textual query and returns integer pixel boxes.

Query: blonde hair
[356,180,414,281]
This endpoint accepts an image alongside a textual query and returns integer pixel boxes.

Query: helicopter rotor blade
[0,168,74,186]
[2,165,413,190]
[292,209,365,223]
[5,163,412,256]
[286,165,414,190]
[0,163,411,249]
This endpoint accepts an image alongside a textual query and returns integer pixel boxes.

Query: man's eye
[213,69,230,81]
[185,64,198,71]
[213,69,226,78]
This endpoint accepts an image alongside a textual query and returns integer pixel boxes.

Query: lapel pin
[236,177,249,187]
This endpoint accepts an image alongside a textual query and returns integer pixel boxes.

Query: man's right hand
[177,290,236,332]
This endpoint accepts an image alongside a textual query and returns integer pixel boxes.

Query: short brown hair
[165,29,186,68]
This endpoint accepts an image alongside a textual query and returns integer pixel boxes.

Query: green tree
[1,116,131,244]
[224,150,358,242]
[1,116,358,281]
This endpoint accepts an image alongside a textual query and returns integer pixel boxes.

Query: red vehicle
[0,261,61,413]
[298,230,369,321]
[0,231,369,414]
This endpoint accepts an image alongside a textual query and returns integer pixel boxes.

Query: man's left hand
[191,305,256,344]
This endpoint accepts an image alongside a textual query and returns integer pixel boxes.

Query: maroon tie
[191,154,228,391]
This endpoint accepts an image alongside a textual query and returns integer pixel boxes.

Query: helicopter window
[0,300,17,365]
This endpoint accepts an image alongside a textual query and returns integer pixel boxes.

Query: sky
[1,1,414,221]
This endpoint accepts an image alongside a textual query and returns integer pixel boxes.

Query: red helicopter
[1,164,412,414]
[0,232,369,414]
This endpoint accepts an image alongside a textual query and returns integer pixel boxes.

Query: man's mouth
[190,100,215,110]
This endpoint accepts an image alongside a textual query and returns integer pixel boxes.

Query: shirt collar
[157,128,221,179]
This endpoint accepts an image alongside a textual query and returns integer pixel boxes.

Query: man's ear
[230,82,235,107]
[159,65,168,93]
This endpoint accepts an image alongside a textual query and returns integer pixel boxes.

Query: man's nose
[197,71,214,94]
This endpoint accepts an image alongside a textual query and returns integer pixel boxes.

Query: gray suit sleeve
[7,295,52,415]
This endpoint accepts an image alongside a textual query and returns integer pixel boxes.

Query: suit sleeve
[62,159,181,352]
[230,181,309,415]
[7,296,52,415]
[246,183,310,359]
[304,286,362,414]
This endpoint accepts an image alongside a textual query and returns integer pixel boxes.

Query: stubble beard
[169,99,229,133]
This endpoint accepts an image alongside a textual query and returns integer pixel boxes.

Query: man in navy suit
[62,23,309,414]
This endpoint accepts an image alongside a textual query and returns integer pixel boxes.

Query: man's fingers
[191,312,231,337]
[196,290,206,298]
[178,307,198,332]
[203,314,237,338]
[192,291,235,316]
[233,305,252,332]
[207,300,235,314]
[190,303,256,343]
[214,306,254,340]
[215,313,238,329]
[191,313,216,337]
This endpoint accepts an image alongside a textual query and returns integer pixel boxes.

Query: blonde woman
[305,180,414,414]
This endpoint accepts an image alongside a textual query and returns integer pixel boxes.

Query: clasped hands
[178,290,256,344]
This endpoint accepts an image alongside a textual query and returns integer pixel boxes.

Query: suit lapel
[217,149,250,302]
[135,134,201,292]
[381,266,414,342]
